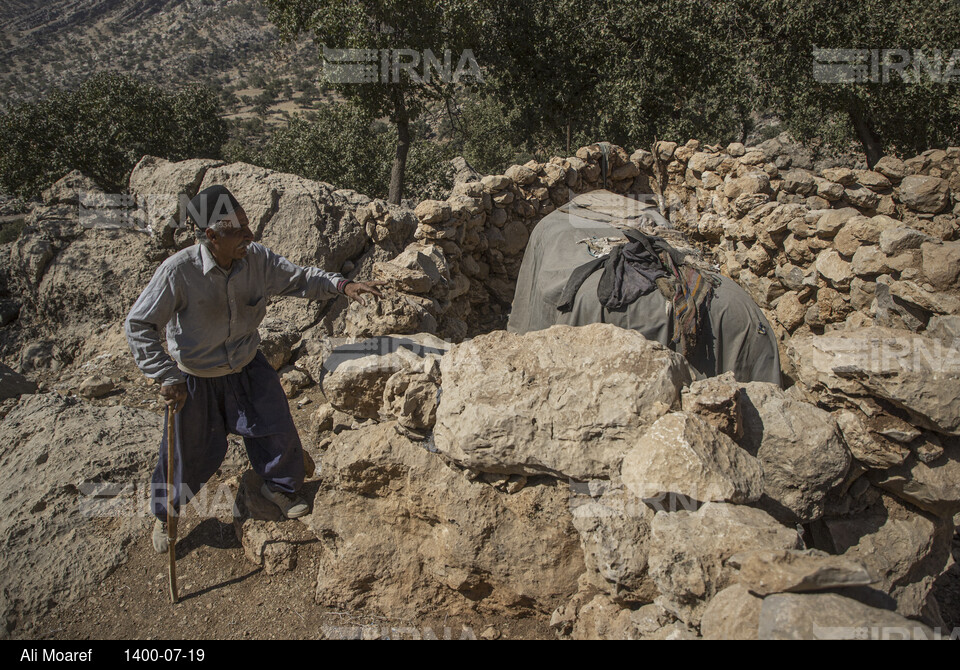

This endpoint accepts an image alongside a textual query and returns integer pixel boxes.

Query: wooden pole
[166,406,179,604]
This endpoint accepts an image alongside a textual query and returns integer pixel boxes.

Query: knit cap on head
[184,185,242,230]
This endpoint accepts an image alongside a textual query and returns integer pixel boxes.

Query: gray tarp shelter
[507,190,782,384]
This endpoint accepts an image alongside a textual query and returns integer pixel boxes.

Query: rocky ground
[14,385,549,641]
[3,137,960,639]
[12,386,960,641]
[934,535,960,629]
[29,477,543,641]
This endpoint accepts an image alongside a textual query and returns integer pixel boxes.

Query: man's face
[206,208,254,262]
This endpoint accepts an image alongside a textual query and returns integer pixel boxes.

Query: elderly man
[125,185,382,553]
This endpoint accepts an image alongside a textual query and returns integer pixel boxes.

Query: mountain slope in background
[0,0,319,108]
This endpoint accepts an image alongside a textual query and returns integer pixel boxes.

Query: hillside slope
[0,0,319,108]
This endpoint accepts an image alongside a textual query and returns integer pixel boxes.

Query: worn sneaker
[152,519,169,554]
[260,483,310,519]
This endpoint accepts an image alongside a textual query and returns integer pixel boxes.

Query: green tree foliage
[222,116,270,164]
[470,0,605,157]
[300,79,319,99]
[729,0,960,165]
[469,0,960,167]
[264,0,488,204]
[258,106,393,196]
[403,118,457,201]
[595,2,757,147]
[0,73,226,198]
[474,0,754,159]
[249,103,454,201]
[455,90,533,174]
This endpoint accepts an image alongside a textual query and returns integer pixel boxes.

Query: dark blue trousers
[151,351,305,522]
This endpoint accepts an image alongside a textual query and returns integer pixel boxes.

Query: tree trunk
[848,105,884,169]
[388,89,410,205]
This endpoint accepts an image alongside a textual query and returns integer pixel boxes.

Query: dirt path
[27,465,551,641]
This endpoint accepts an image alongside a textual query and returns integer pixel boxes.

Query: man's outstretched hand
[160,382,187,414]
[344,280,386,306]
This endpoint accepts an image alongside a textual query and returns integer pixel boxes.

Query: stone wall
[9,137,959,380]
[385,136,959,371]
[656,138,960,364]
[396,143,656,338]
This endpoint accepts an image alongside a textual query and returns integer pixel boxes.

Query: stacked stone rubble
[316,137,960,637]
[402,135,958,350]
[657,139,959,351]
[404,144,655,336]
[312,323,956,638]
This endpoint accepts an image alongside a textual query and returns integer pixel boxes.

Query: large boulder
[128,155,225,241]
[36,227,156,329]
[570,482,658,605]
[879,227,934,255]
[197,164,375,331]
[621,412,763,505]
[788,327,960,436]
[834,409,909,470]
[198,163,372,271]
[729,549,874,596]
[898,175,951,214]
[306,422,584,617]
[321,335,449,419]
[647,502,802,626]
[680,371,743,439]
[818,491,954,620]
[372,243,451,295]
[700,584,763,640]
[815,249,852,289]
[874,156,907,182]
[381,371,440,434]
[11,201,157,339]
[739,383,851,523]
[0,394,158,637]
[920,240,960,291]
[758,593,937,640]
[128,158,416,334]
[815,207,860,238]
[435,324,696,480]
[567,594,698,640]
[42,169,109,207]
[880,277,960,319]
[867,445,960,518]
[832,214,898,256]
[343,292,439,338]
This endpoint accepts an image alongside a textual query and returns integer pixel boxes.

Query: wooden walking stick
[166,406,179,604]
